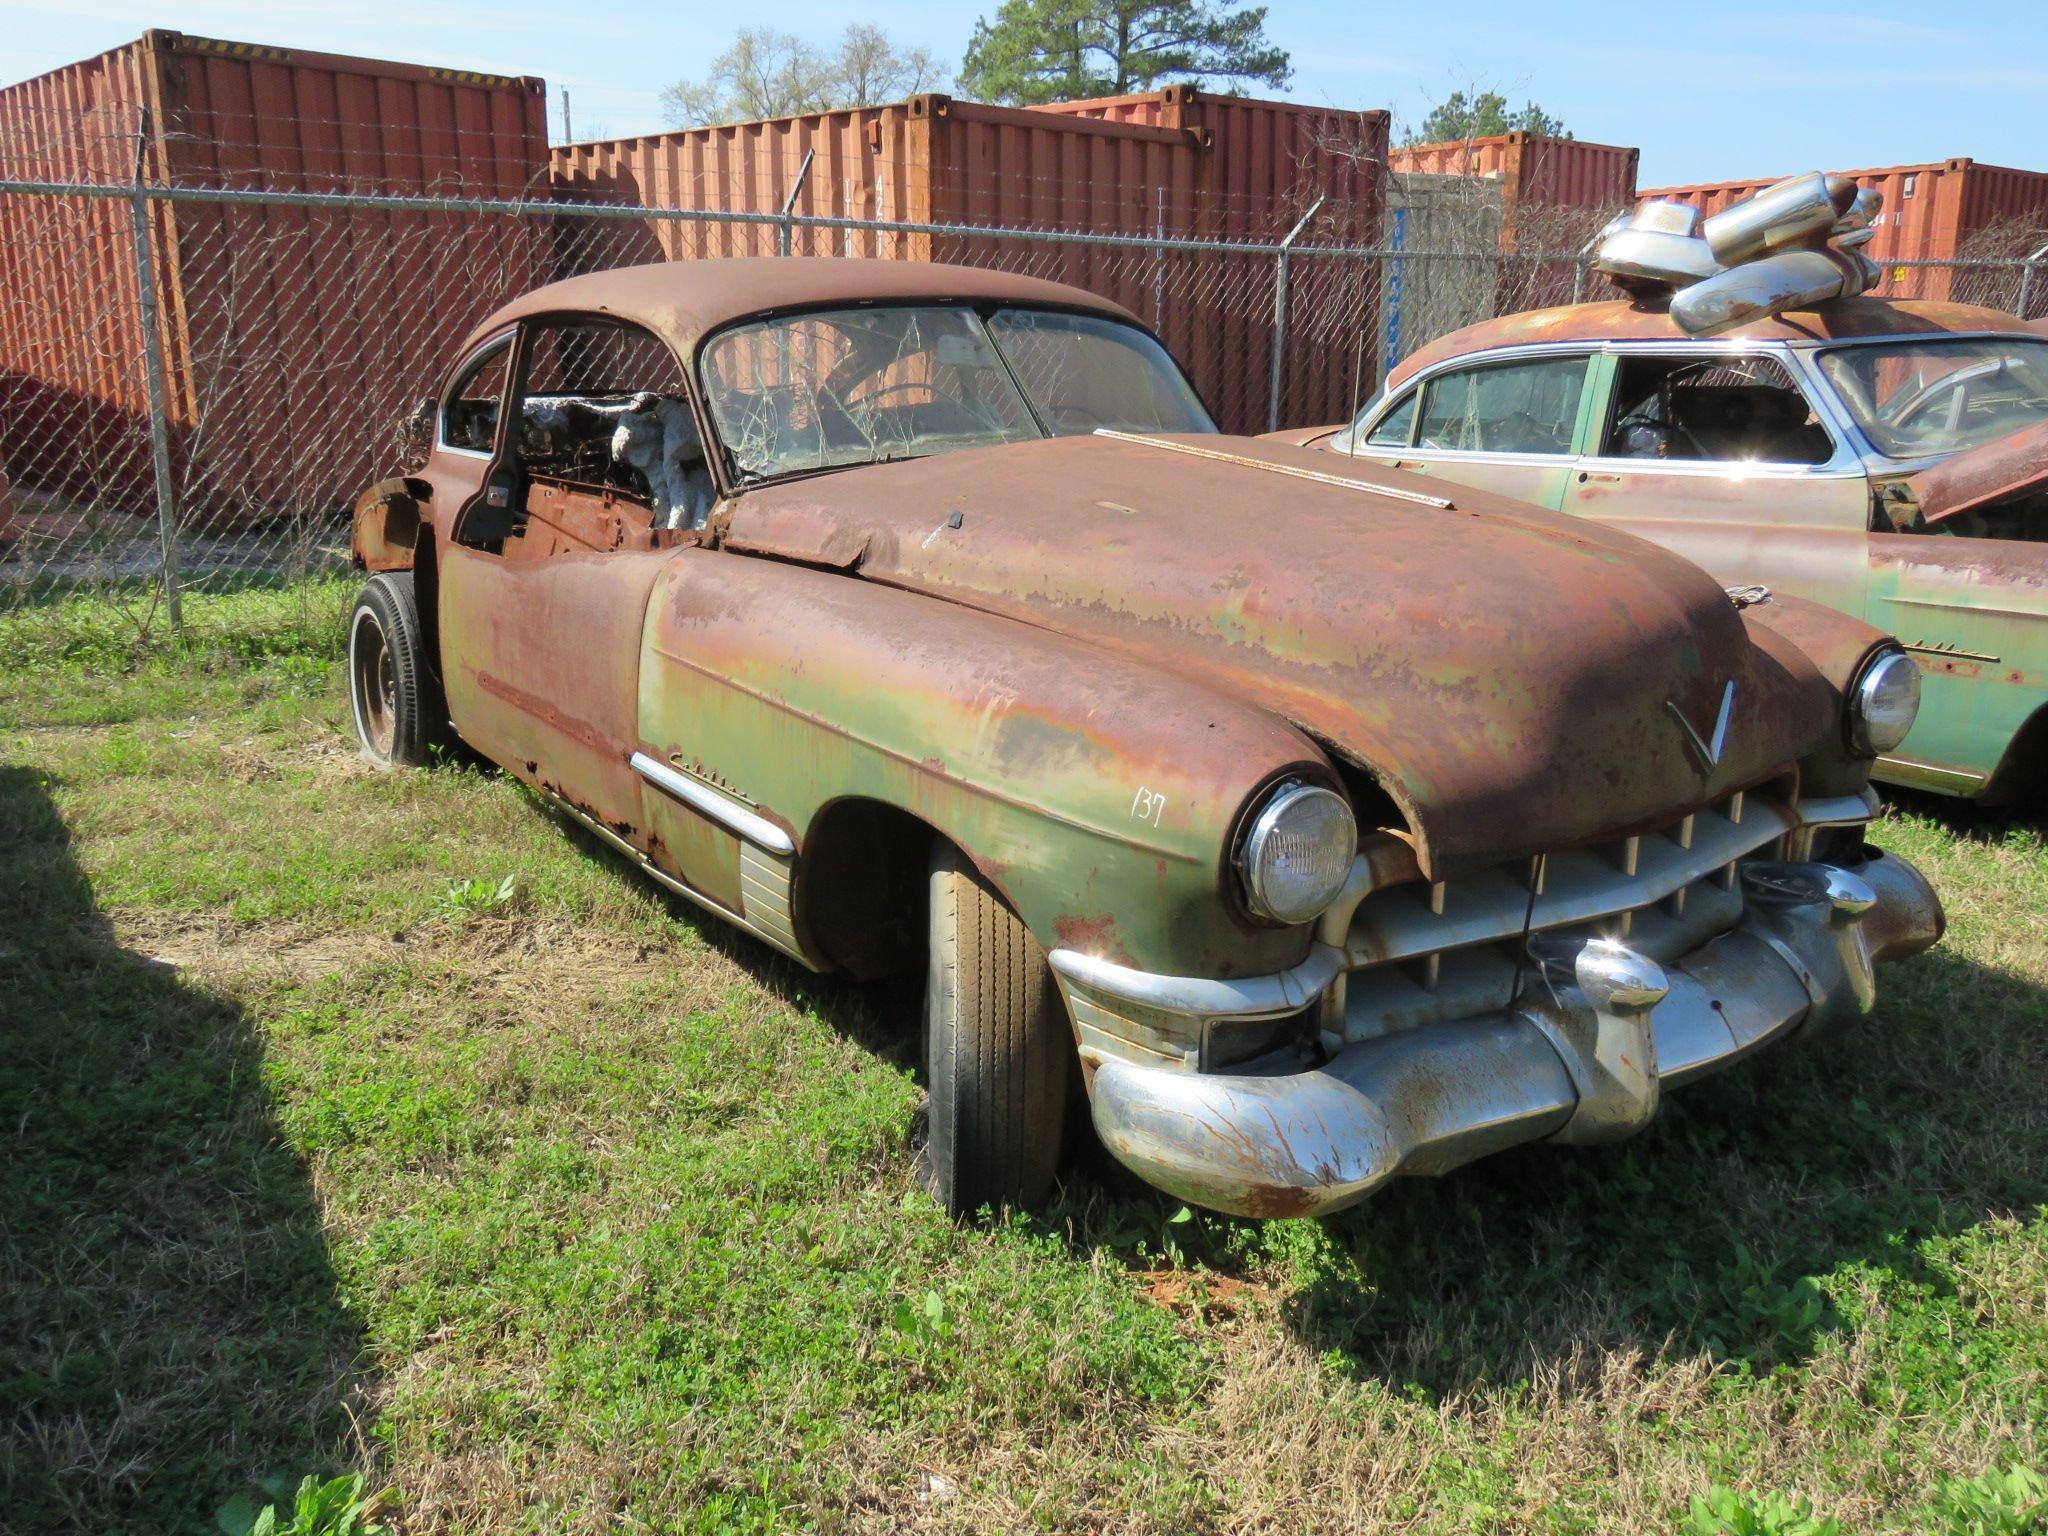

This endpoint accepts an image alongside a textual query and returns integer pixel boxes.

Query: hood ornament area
[1667,680,1737,774]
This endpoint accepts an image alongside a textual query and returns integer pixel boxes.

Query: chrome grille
[1336,790,1798,1043]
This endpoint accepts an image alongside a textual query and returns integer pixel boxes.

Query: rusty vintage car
[347,257,1942,1219]
[1301,183,2046,801]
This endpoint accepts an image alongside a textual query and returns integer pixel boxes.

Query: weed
[1922,1466,2048,1536]
[217,1473,389,1536]
[1698,1246,1833,1363]
[432,873,520,920]
[1682,1486,1843,1536]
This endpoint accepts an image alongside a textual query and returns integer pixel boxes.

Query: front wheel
[348,573,451,770]
[919,845,1071,1216]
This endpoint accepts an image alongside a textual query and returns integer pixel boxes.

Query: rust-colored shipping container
[1642,158,2048,309]
[1382,132,1636,337]
[1390,131,1638,245]
[0,40,162,505]
[550,89,1388,431]
[0,30,549,528]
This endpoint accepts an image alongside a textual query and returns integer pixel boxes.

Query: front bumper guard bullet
[1067,853,1941,1219]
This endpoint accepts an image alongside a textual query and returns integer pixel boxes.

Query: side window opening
[442,337,512,453]
[1364,389,1418,447]
[1414,355,1588,455]
[1604,355,1833,466]
[517,320,713,531]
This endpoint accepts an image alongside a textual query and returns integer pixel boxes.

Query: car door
[1335,350,1596,512]
[1561,347,1871,613]
[437,315,708,840]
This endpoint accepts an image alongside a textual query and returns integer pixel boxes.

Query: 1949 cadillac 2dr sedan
[348,257,1942,1219]
[1301,290,2047,802]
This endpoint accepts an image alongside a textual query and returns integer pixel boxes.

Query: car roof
[1385,295,2041,392]
[464,257,1138,360]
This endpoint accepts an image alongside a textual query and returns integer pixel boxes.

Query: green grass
[2,584,2043,1533]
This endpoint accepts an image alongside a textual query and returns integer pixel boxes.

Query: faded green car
[347,259,1942,1220]
[1304,297,2048,801]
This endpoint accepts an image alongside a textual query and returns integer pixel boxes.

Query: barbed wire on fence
[3,166,2043,648]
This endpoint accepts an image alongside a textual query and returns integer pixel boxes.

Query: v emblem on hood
[1667,681,1737,774]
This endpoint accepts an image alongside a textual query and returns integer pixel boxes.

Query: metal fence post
[1267,196,1324,433]
[127,109,181,633]
[2018,240,2048,321]
[778,149,814,258]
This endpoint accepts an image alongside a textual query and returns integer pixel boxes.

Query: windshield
[1818,337,2048,459]
[699,304,1213,480]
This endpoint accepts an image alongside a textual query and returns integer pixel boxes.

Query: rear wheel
[918,845,1071,1216]
[348,573,450,770]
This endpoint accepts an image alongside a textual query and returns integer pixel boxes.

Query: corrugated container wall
[551,89,1388,431]
[0,41,162,502]
[1389,132,1639,246]
[0,30,549,526]
[1641,159,2048,306]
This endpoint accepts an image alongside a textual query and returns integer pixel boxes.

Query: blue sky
[5,0,2044,185]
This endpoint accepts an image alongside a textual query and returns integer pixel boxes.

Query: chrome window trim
[1349,340,1607,441]
[1572,453,1867,481]
[1364,348,1597,461]
[436,329,517,460]
[1586,340,1858,474]
[1369,337,1928,478]
[1355,443,1597,472]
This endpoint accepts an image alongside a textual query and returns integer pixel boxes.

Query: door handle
[1578,471,1621,484]
[1391,459,1427,471]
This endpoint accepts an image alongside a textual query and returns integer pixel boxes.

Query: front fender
[639,552,1322,977]
[1738,591,1888,795]
[351,477,431,572]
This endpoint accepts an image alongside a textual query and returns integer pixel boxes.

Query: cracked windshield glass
[701,305,1213,480]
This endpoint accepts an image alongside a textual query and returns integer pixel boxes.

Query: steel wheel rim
[350,607,398,760]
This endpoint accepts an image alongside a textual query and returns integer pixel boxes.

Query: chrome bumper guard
[1057,849,1940,1219]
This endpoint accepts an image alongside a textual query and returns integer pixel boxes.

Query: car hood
[717,432,1842,877]
[1905,418,2048,524]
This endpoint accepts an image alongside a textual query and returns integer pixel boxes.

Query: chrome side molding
[630,750,795,855]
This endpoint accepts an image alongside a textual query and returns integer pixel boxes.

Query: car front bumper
[1060,849,1940,1219]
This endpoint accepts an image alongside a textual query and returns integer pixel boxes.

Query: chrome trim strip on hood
[1092,428,1457,508]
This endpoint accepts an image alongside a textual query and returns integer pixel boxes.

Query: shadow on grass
[0,765,370,1533]
[1885,783,2048,841]
[1265,940,2048,1397]
[540,781,2044,1399]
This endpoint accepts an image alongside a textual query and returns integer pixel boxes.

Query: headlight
[1849,649,1920,755]
[1238,782,1358,925]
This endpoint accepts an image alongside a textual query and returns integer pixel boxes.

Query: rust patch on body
[476,671,626,759]
[720,430,1850,878]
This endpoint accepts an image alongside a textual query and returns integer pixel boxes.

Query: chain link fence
[4,127,2043,652]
